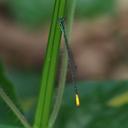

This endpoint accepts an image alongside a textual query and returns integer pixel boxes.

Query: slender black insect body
[58,18,80,107]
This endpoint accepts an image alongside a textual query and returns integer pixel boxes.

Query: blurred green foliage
[55,81,128,128]
[1,66,128,128]
[8,0,53,28]
[7,69,41,124]
[8,0,115,28]
[76,0,115,18]
[0,63,21,126]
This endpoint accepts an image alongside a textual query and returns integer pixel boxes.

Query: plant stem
[33,0,66,128]
[49,0,77,127]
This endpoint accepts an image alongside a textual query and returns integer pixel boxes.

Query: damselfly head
[58,17,65,24]
[58,17,65,32]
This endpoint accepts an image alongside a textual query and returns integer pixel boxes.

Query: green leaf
[6,69,41,124]
[0,62,21,126]
[0,63,17,101]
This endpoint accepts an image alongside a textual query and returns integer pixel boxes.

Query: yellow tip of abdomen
[75,94,80,107]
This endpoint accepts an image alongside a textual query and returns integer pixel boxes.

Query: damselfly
[58,18,80,107]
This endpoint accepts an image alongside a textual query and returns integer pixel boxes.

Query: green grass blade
[33,0,66,128]
[0,88,31,128]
